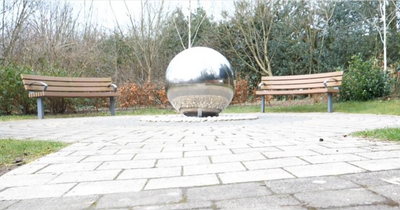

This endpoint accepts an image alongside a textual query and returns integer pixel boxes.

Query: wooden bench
[21,74,120,119]
[256,71,343,113]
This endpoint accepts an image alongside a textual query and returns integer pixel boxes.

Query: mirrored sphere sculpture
[166,47,235,117]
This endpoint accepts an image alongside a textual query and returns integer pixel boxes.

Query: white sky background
[70,0,235,29]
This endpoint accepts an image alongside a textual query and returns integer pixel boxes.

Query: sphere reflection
[165,47,235,117]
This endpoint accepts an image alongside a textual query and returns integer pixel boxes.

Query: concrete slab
[1,113,400,209]
[0,183,76,200]
[65,179,147,196]
[264,176,360,194]
[5,195,98,210]
[144,174,220,190]
[294,188,387,209]
[284,162,365,177]
[94,189,182,209]
[186,182,272,201]
[215,195,301,210]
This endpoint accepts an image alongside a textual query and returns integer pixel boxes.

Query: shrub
[119,82,169,109]
[340,55,392,101]
[0,65,35,115]
[231,77,249,104]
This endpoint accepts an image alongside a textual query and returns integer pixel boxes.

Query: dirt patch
[0,165,20,176]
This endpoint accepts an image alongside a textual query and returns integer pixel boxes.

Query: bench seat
[21,74,120,119]
[256,71,343,113]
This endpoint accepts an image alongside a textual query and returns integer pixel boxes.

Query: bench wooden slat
[256,88,339,95]
[259,81,342,90]
[25,85,115,92]
[261,71,343,81]
[262,76,343,85]
[28,92,120,98]
[22,80,111,87]
[21,74,112,82]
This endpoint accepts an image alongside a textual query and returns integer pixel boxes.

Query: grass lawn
[0,139,68,175]
[352,128,400,142]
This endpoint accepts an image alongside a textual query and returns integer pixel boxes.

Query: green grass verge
[0,139,68,166]
[351,128,400,142]
[225,99,400,115]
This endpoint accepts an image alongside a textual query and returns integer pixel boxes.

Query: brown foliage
[119,82,169,108]
[119,78,254,108]
[231,77,249,104]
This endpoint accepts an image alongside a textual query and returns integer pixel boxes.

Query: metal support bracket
[108,84,118,92]
[29,81,48,91]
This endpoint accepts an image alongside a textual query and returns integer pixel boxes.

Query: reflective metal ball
[165,47,235,117]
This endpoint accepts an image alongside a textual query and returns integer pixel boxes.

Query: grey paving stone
[145,175,220,190]
[134,152,183,160]
[350,158,400,171]
[0,183,76,200]
[156,157,210,167]
[325,205,400,210]
[2,164,47,176]
[81,154,134,162]
[0,200,17,210]
[294,188,387,209]
[231,146,282,154]
[118,167,181,179]
[37,162,102,174]
[369,184,400,202]
[116,147,162,154]
[262,150,320,158]
[300,153,367,164]
[0,173,57,187]
[184,162,246,175]
[69,149,119,156]
[95,189,182,209]
[5,195,98,210]
[311,147,369,155]
[48,170,120,184]
[29,156,86,164]
[219,168,295,184]
[264,176,360,194]
[357,150,400,159]
[215,195,301,210]
[133,202,213,210]
[243,157,309,170]
[162,145,206,152]
[186,182,272,201]
[97,159,156,170]
[340,169,400,187]
[65,179,147,196]
[284,162,365,177]
[184,149,233,157]
[210,152,266,163]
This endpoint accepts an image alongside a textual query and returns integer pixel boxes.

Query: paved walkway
[0,113,400,210]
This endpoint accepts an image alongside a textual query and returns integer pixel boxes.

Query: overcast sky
[72,0,234,29]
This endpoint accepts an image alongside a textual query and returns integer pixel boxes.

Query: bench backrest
[258,71,343,91]
[21,74,116,93]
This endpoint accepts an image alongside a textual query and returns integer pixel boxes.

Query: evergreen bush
[340,55,392,101]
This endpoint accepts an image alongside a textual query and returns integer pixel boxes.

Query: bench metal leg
[327,93,333,113]
[37,98,44,119]
[110,97,115,116]
[261,95,265,113]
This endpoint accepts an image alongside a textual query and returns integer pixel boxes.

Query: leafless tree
[220,0,275,77]
[112,0,169,83]
[1,0,38,64]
